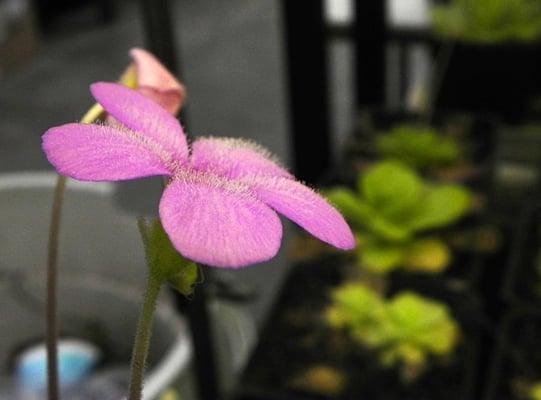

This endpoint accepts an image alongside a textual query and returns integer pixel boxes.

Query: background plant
[375,124,463,170]
[326,161,471,274]
[431,0,541,43]
[326,283,460,382]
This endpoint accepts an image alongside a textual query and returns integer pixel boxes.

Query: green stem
[46,175,66,400]
[128,272,164,400]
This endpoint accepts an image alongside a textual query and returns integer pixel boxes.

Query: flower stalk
[127,271,164,400]
[45,105,103,400]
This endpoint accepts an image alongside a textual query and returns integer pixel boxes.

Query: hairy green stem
[128,272,164,400]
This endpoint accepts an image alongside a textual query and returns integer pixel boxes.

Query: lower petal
[159,174,283,268]
[248,177,356,250]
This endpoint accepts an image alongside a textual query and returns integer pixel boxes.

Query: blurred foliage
[326,161,471,274]
[160,389,181,400]
[531,383,541,400]
[432,0,541,43]
[326,283,460,381]
[376,124,462,169]
[289,365,347,396]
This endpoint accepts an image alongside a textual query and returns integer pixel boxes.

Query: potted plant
[0,171,260,399]
[22,45,356,400]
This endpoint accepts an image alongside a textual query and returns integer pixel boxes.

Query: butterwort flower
[122,48,186,115]
[82,48,186,124]
[42,83,355,268]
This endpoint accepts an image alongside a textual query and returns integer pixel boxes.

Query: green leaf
[375,124,462,169]
[360,161,422,221]
[138,218,199,296]
[326,187,411,241]
[406,185,471,232]
[386,292,459,356]
[325,187,374,229]
[402,238,451,273]
[358,240,406,274]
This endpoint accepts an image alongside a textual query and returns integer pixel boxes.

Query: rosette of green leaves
[326,284,460,381]
[431,0,541,43]
[326,161,471,274]
[376,124,462,169]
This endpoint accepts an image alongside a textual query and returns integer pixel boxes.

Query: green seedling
[376,124,462,170]
[327,161,471,274]
[326,283,460,382]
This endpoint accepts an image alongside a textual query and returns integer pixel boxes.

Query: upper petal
[159,173,283,268]
[247,177,356,250]
[130,48,187,115]
[90,82,188,163]
[191,137,293,180]
[42,123,172,181]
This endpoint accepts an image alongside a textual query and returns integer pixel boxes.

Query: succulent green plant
[326,161,471,274]
[326,283,460,382]
[431,0,541,43]
[375,124,462,169]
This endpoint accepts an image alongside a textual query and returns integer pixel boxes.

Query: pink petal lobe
[42,123,172,181]
[159,173,283,268]
[191,137,293,180]
[90,82,188,163]
[248,177,356,250]
[130,47,187,115]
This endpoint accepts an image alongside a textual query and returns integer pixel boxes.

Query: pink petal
[159,173,283,268]
[130,48,187,115]
[42,123,172,181]
[247,177,356,250]
[90,82,188,163]
[191,137,293,180]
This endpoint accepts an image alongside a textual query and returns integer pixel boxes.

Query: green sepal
[138,218,199,296]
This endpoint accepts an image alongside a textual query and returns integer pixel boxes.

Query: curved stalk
[45,104,103,400]
[45,175,66,400]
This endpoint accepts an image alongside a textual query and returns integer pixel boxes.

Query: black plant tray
[502,199,541,306]
[483,308,541,400]
[436,42,541,123]
[234,257,484,400]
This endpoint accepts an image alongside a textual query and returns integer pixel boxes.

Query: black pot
[436,42,541,123]
[235,258,483,400]
[483,308,541,400]
[502,198,541,305]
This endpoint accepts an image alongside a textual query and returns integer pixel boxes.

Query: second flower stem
[45,103,103,400]
[46,175,66,400]
[127,272,164,400]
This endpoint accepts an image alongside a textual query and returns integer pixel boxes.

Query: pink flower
[125,47,186,114]
[42,83,355,268]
